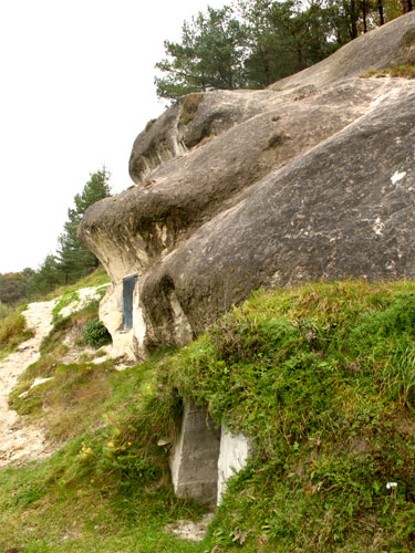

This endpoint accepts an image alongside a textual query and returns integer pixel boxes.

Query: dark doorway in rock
[123,274,138,330]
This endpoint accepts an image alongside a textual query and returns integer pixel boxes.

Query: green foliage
[5,280,415,552]
[57,167,111,284]
[155,5,249,99]
[28,254,64,297]
[51,286,107,324]
[40,269,110,302]
[0,310,33,354]
[155,0,404,100]
[83,319,111,348]
[1,349,205,553]
[52,291,80,321]
[160,280,415,551]
[0,301,11,320]
[29,169,111,299]
[0,268,34,306]
[40,297,102,355]
[241,0,341,87]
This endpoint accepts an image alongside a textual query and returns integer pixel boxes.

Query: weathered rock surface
[80,13,415,357]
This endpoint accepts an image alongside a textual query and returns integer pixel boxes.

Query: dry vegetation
[361,64,415,79]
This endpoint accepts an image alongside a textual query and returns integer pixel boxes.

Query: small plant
[0,310,33,353]
[52,290,80,321]
[361,64,415,79]
[83,319,111,348]
[41,298,102,354]
[179,93,204,126]
[144,118,157,132]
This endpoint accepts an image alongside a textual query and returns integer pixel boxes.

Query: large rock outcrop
[80,13,415,359]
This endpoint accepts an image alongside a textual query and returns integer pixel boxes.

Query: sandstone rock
[79,12,415,356]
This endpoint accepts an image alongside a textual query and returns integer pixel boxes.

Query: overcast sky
[0,0,227,274]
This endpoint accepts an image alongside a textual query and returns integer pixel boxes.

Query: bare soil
[0,299,56,467]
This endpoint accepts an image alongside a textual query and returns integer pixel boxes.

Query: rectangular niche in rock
[122,274,138,330]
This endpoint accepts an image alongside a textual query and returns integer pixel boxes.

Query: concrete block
[170,401,221,506]
[217,427,251,504]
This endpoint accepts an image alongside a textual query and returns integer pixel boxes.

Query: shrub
[179,93,204,126]
[0,301,11,320]
[83,319,111,348]
[0,310,33,352]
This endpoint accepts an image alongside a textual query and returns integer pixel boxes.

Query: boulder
[79,13,415,357]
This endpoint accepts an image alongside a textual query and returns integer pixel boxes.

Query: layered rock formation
[80,12,415,360]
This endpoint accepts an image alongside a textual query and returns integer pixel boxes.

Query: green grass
[1,356,206,553]
[10,296,113,440]
[0,300,12,320]
[3,279,415,551]
[40,296,104,355]
[51,279,108,323]
[52,291,80,321]
[42,269,110,302]
[163,280,415,551]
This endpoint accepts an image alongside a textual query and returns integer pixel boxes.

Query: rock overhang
[79,12,415,356]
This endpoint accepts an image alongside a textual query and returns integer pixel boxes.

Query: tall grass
[0,310,33,355]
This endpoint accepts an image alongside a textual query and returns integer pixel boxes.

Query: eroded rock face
[79,13,415,357]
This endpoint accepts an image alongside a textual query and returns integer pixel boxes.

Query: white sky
[0,0,226,274]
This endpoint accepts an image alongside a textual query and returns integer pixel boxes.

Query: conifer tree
[28,254,63,296]
[154,0,403,100]
[155,5,249,99]
[57,167,111,283]
[28,167,112,296]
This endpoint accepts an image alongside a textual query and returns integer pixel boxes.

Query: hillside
[2,11,415,553]
[1,278,415,551]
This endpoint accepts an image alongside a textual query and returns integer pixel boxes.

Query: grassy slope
[2,279,415,552]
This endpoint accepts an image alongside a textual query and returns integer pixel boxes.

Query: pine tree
[28,255,64,297]
[155,5,249,99]
[57,167,111,284]
[154,0,404,100]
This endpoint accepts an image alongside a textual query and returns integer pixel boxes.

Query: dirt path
[0,299,56,467]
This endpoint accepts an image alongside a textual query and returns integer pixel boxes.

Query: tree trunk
[378,0,385,25]
[362,0,368,33]
[297,46,305,70]
[350,0,358,39]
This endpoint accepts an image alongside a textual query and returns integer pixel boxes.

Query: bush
[0,301,11,320]
[0,310,33,352]
[82,319,111,348]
